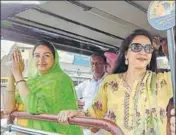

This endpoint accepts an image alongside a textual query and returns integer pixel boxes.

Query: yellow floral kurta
[156,71,172,135]
[87,71,172,135]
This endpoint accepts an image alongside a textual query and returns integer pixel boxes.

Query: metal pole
[167,27,175,106]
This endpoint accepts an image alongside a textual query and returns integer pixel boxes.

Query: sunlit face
[33,45,54,74]
[125,35,153,70]
[91,56,105,78]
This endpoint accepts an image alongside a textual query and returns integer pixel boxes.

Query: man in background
[75,53,106,135]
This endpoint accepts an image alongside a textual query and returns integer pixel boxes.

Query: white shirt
[75,74,107,135]
[156,56,170,69]
[76,74,106,110]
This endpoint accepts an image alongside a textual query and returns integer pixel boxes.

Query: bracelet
[16,80,26,86]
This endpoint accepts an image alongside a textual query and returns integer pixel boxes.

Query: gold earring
[125,59,128,65]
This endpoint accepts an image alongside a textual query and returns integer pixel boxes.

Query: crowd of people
[2,29,175,135]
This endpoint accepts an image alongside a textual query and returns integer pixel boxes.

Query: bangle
[16,80,26,86]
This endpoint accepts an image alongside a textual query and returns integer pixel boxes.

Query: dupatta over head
[16,44,83,135]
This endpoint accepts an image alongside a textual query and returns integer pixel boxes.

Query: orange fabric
[15,103,28,127]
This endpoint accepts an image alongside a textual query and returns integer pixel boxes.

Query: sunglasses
[129,43,154,53]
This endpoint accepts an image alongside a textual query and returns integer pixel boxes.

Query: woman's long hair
[114,29,157,73]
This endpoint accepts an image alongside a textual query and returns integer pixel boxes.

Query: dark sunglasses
[129,43,154,53]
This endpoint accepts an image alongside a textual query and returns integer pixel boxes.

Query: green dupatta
[16,47,83,135]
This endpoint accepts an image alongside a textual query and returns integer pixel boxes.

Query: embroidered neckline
[123,71,149,130]
[120,71,147,94]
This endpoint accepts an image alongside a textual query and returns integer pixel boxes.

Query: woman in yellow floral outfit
[57,29,174,135]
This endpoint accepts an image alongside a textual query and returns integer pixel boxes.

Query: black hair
[91,53,106,63]
[33,40,55,59]
[166,97,174,112]
[157,45,165,56]
[115,29,157,73]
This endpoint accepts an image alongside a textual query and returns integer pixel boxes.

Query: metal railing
[3,111,124,135]
[1,124,60,135]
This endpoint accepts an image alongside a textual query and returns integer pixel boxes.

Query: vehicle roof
[1,1,168,56]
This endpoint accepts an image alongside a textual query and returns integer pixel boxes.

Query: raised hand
[152,36,161,50]
[11,48,25,78]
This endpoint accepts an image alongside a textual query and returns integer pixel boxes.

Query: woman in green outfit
[3,40,83,135]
